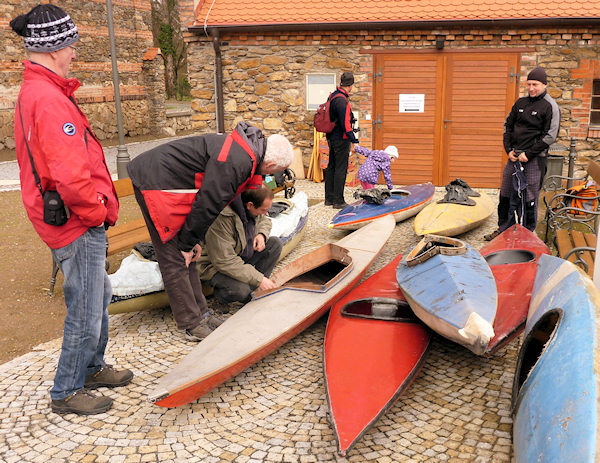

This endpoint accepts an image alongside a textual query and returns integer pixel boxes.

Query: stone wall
[0,0,173,150]
[185,25,600,172]
[166,110,193,133]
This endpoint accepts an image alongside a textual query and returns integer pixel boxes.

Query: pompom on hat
[527,67,547,85]
[10,4,78,53]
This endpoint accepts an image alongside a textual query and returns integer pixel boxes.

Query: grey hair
[264,134,294,170]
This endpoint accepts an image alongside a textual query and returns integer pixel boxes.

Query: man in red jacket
[128,123,294,341]
[11,4,132,416]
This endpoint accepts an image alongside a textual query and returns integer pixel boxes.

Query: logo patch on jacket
[62,123,76,136]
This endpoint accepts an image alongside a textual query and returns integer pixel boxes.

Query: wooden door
[373,52,520,187]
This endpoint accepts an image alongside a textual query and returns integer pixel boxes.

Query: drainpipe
[212,33,225,134]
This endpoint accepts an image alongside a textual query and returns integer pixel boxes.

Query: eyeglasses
[68,45,78,53]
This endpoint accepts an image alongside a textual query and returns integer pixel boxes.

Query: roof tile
[195,0,600,26]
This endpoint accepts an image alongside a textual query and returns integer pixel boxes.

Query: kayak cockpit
[511,308,562,412]
[405,234,466,267]
[390,189,410,197]
[341,297,419,322]
[484,249,536,266]
[253,243,353,299]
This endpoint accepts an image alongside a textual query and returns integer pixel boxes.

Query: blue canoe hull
[329,182,435,230]
[396,239,497,355]
[512,254,600,462]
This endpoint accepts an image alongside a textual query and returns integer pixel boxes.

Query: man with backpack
[324,71,359,209]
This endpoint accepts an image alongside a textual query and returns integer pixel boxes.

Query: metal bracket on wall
[374,66,383,83]
[508,67,519,83]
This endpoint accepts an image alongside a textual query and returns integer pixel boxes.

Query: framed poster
[306,74,336,110]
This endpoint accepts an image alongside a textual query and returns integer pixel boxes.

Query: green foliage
[157,24,175,57]
[177,77,191,100]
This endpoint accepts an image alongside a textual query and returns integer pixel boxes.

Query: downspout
[212,31,225,134]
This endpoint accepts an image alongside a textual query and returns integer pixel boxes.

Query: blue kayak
[329,182,435,230]
[396,234,497,355]
[512,254,600,462]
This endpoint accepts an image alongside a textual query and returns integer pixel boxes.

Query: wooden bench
[545,160,600,281]
[49,178,150,295]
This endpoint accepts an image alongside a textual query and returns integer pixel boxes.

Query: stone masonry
[184,25,600,173]
[0,0,171,150]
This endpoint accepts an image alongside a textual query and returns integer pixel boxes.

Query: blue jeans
[49,226,111,400]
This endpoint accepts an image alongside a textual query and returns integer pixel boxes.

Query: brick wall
[185,24,600,172]
[0,0,168,151]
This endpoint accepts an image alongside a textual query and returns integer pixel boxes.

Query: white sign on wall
[306,74,337,110]
[399,94,425,113]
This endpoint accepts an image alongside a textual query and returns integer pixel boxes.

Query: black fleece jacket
[503,90,560,161]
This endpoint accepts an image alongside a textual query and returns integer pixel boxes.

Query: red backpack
[314,93,347,133]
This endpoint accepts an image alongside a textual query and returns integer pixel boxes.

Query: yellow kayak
[414,191,495,236]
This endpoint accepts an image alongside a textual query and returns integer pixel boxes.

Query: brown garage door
[373,51,520,187]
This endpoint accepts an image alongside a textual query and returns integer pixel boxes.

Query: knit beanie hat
[384,145,399,159]
[340,71,355,86]
[10,4,78,53]
[527,67,547,85]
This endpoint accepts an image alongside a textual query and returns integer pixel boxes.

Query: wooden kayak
[328,183,434,230]
[324,255,431,456]
[413,190,494,236]
[479,224,550,354]
[512,254,600,462]
[148,214,396,407]
[396,235,497,355]
[107,193,309,315]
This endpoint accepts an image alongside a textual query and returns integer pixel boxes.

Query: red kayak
[324,255,431,456]
[480,224,550,354]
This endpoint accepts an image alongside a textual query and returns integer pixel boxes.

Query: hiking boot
[332,201,349,209]
[85,365,134,389]
[185,319,213,341]
[484,229,501,241]
[51,389,112,415]
[206,312,225,329]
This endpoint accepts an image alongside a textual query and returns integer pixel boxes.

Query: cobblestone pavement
[0,179,517,463]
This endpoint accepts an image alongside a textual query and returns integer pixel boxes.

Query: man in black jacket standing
[325,71,359,209]
[484,67,560,239]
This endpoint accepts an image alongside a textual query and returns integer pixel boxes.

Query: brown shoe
[332,202,349,209]
[206,312,225,329]
[185,319,213,341]
[484,229,501,241]
[85,364,134,389]
[51,389,112,415]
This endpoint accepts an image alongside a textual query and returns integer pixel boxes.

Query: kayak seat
[341,298,419,322]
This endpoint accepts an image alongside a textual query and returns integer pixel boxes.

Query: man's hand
[517,151,529,163]
[181,243,202,268]
[254,234,266,252]
[508,150,519,162]
[258,276,276,291]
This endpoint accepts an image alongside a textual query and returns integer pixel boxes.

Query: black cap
[340,71,354,86]
[527,67,547,85]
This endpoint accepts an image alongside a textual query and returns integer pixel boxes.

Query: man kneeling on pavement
[198,187,282,309]
[128,122,293,342]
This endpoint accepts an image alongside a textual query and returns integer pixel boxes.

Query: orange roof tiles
[195,0,600,27]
